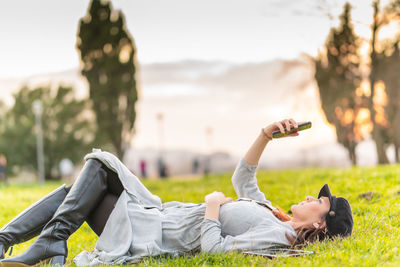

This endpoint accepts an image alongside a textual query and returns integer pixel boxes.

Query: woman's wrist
[204,202,221,220]
[261,127,273,141]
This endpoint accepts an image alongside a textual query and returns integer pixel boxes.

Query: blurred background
[0,0,399,182]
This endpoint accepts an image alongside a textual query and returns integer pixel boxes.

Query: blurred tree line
[0,86,97,179]
[315,0,400,165]
[0,0,138,179]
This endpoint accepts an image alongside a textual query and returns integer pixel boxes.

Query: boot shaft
[39,159,108,240]
[0,159,109,266]
[0,184,69,258]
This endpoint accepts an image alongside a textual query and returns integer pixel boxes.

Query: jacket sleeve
[200,218,289,253]
[231,158,268,202]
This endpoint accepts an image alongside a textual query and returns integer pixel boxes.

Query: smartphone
[242,248,314,258]
[272,121,312,138]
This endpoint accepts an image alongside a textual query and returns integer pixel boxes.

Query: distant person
[192,157,199,174]
[157,157,165,179]
[0,119,353,266]
[59,158,74,180]
[0,154,7,184]
[203,156,211,177]
[164,163,169,178]
[139,159,147,179]
[157,157,169,179]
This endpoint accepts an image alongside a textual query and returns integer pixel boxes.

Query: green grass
[1,163,400,266]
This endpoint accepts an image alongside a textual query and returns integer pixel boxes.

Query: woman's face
[291,196,330,225]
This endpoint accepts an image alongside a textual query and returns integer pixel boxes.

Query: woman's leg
[86,166,123,236]
[0,184,70,259]
[104,167,124,196]
[0,161,125,260]
[0,158,109,266]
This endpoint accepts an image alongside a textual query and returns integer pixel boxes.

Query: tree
[368,0,391,164]
[367,0,400,163]
[0,85,96,179]
[76,0,138,159]
[375,40,400,161]
[314,3,363,165]
[376,1,400,162]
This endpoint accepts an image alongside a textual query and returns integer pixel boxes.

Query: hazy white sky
[0,0,391,78]
[1,0,398,167]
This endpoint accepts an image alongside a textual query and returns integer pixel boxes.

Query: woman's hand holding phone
[263,119,300,140]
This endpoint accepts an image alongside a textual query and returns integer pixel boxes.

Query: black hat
[317,184,353,237]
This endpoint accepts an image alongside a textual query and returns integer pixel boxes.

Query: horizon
[0,58,390,169]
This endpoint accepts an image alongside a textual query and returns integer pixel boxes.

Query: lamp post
[205,126,213,153]
[32,100,45,184]
[204,126,213,177]
[156,112,164,155]
[156,112,166,178]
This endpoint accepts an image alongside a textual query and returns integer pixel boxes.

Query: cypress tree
[77,0,138,158]
[315,3,363,165]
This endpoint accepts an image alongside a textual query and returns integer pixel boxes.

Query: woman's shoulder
[239,201,296,237]
[252,218,296,245]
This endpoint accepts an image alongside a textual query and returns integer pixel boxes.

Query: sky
[0,0,392,79]
[0,0,398,168]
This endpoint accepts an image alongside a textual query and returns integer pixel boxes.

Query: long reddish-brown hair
[272,207,329,247]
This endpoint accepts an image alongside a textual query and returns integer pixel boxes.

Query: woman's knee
[79,158,123,196]
[103,167,123,196]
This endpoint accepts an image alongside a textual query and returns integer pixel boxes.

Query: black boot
[0,184,71,259]
[0,159,108,266]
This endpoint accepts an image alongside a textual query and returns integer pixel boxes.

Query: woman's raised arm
[231,119,300,201]
[243,119,299,166]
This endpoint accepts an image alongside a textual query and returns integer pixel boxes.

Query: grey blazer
[73,149,296,266]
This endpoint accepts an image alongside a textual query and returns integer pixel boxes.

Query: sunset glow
[373,80,389,127]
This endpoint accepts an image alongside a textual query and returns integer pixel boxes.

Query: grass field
[1,163,400,266]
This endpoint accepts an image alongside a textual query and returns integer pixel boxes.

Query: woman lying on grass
[0,118,353,266]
